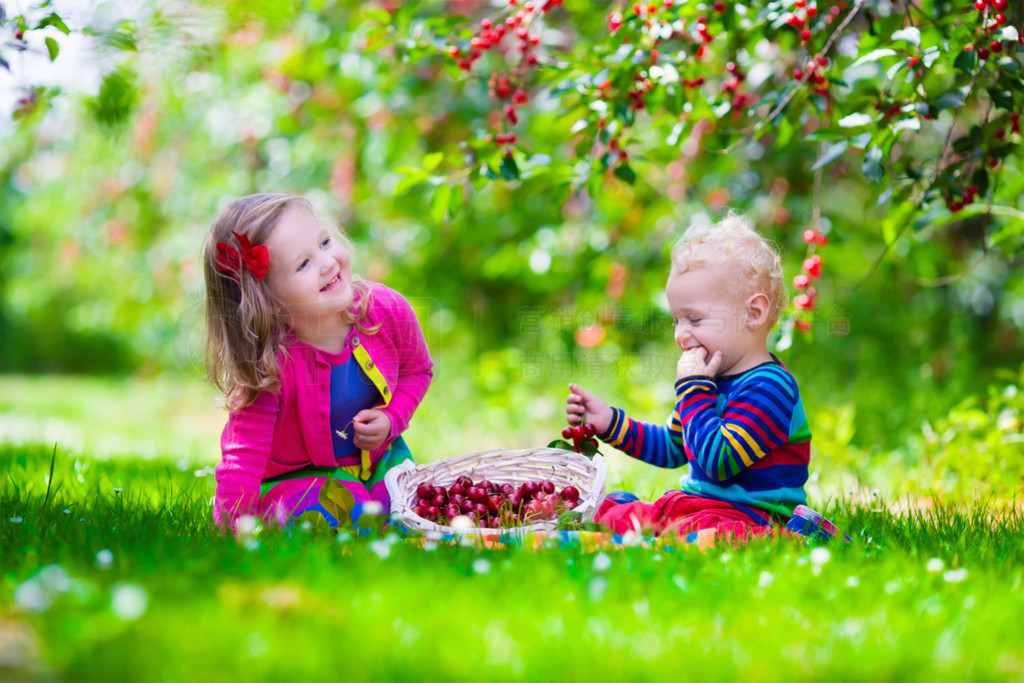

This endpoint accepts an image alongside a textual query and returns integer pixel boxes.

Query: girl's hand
[352,409,391,451]
[565,383,613,435]
[676,348,722,380]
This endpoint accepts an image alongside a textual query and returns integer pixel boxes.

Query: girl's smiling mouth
[320,273,342,292]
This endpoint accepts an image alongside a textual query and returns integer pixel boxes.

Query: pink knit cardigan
[213,282,433,526]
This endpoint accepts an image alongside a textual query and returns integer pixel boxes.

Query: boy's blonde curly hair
[670,214,788,330]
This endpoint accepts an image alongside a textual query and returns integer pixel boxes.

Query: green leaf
[394,170,429,195]
[998,26,1019,43]
[851,48,897,68]
[547,439,574,450]
[361,8,392,25]
[37,12,71,35]
[613,162,636,184]
[481,163,500,181]
[954,48,978,74]
[811,141,848,171]
[447,182,464,217]
[862,146,884,183]
[932,91,964,111]
[45,37,59,61]
[987,88,1014,110]
[422,151,444,172]
[429,183,450,223]
[838,113,872,128]
[500,154,519,180]
[891,27,921,46]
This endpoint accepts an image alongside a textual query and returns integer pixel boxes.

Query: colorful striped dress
[601,359,811,520]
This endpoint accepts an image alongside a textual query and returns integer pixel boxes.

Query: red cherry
[795,320,811,332]
[794,295,815,310]
[449,493,464,506]
[560,486,580,501]
[540,480,555,494]
[426,506,441,520]
[974,0,985,9]
[481,18,493,29]
[500,483,515,496]
[584,423,597,437]
[800,29,811,41]
[447,46,460,58]
[416,483,435,500]
[793,274,810,289]
[455,475,474,488]
[562,426,573,439]
[994,13,1007,25]
[803,228,819,243]
[806,6,818,16]
[444,504,461,520]
[431,493,447,507]
[803,255,823,278]
[459,498,474,513]
[991,41,1003,53]
[992,0,1007,9]
[473,503,489,517]
[448,483,466,497]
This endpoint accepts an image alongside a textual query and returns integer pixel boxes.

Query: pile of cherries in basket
[412,476,581,528]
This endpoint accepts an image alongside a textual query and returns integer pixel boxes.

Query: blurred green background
[1,0,1022,503]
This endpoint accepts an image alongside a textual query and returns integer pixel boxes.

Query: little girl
[203,193,433,530]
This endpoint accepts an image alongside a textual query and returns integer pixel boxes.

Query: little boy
[565,214,811,540]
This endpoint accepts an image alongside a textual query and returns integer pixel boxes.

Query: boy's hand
[676,348,722,380]
[565,383,613,435]
[352,409,391,451]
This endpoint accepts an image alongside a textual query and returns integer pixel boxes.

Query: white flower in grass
[473,558,491,575]
[450,515,474,534]
[592,552,612,572]
[620,530,642,546]
[846,576,860,588]
[95,549,114,569]
[758,571,774,588]
[236,515,260,537]
[9,516,23,523]
[943,568,968,584]
[362,501,384,517]
[14,579,50,612]
[243,539,260,552]
[425,531,443,542]
[370,540,391,560]
[111,583,148,621]
[926,558,944,573]
[588,576,608,601]
[810,547,831,567]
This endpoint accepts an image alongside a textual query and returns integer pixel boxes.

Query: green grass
[2,442,1023,681]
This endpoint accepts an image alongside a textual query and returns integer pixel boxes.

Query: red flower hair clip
[216,231,269,282]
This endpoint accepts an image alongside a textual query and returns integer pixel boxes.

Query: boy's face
[666,263,768,376]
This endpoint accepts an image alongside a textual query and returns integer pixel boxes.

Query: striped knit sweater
[600,359,811,518]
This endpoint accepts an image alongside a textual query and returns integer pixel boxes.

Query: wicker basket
[385,447,607,535]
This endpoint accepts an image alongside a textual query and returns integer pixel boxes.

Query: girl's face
[265,206,353,326]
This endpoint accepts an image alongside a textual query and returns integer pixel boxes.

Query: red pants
[594,491,776,541]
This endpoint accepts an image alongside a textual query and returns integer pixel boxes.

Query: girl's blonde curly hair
[202,193,377,411]
[670,213,788,330]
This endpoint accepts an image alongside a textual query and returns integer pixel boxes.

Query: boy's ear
[745,293,771,329]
